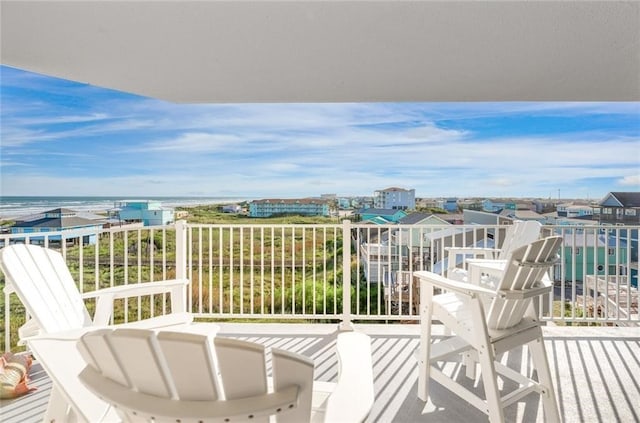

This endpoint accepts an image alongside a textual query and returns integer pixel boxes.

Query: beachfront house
[557,202,594,218]
[560,231,629,282]
[393,213,450,254]
[9,208,105,245]
[360,241,403,285]
[439,198,459,213]
[248,198,330,218]
[594,191,640,225]
[373,187,416,210]
[113,200,175,226]
[566,205,595,218]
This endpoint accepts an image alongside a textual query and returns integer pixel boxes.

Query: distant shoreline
[0,196,253,221]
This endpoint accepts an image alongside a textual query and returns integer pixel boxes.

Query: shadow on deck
[1,324,639,422]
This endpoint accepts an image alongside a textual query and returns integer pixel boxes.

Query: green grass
[177,204,340,225]
[551,301,602,326]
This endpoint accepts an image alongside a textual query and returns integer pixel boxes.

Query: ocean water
[0,196,253,220]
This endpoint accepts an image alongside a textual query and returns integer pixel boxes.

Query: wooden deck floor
[1,324,639,422]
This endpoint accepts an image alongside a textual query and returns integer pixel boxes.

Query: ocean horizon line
[0,196,257,220]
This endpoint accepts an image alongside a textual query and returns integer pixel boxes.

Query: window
[603,207,612,215]
[625,209,637,216]
[566,247,581,255]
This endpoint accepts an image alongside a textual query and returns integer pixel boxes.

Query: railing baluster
[312,228,317,316]
[323,226,327,315]
[281,226,285,315]
[340,220,352,330]
[249,226,254,314]
[271,226,275,315]
[291,227,295,316]
[197,226,203,315]
[219,227,224,314]
[208,226,213,314]
[137,228,142,321]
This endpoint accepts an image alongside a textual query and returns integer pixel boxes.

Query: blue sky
[1,65,639,200]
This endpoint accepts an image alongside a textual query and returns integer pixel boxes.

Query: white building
[373,187,416,211]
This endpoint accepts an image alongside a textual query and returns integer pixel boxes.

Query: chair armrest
[414,271,495,298]
[324,331,374,423]
[81,279,189,299]
[81,279,189,326]
[21,326,103,344]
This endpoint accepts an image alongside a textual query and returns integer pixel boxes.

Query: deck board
[1,324,639,422]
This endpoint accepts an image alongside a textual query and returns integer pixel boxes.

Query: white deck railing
[1,221,638,351]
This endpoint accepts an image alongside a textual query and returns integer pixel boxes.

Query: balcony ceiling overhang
[2,0,639,103]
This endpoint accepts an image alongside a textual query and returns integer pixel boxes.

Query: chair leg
[463,351,477,379]
[470,297,505,423]
[44,386,75,423]
[529,336,561,423]
[418,293,433,401]
[477,341,505,423]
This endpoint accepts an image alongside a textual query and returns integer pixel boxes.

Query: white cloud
[262,162,301,173]
[618,174,640,186]
[138,132,242,153]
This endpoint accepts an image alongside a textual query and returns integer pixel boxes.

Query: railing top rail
[185,223,344,229]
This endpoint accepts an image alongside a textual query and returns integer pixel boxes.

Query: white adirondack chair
[446,220,542,283]
[77,328,375,423]
[415,236,562,423]
[0,244,204,422]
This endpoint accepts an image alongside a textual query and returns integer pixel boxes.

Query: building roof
[498,209,543,220]
[601,192,640,208]
[363,216,394,225]
[378,187,412,192]
[13,211,105,229]
[359,208,405,216]
[398,212,437,225]
[513,209,544,220]
[437,213,464,225]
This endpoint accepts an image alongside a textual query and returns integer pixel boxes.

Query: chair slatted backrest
[0,244,91,333]
[496,220,542,260]
[447,221,541,281]
[78,328,314,423]
[487,236,561,330]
